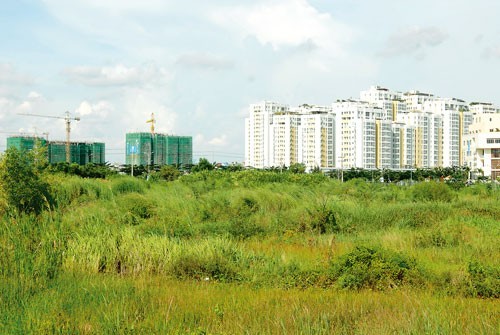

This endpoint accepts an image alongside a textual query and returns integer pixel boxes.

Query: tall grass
[8,276,499,334]
[0,171,498,332]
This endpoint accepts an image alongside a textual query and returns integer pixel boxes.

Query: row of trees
[325,166,472,183]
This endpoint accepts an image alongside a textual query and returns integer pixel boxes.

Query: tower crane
[18,111,80,163]
[146,113,156,135]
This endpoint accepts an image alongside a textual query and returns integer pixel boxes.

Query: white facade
[404,90,435,112]
[245,102,335,170]
[270,113,298,168]
[463,113,500,179]
[360,85,402,104]
[332,100,380,169]
[244,86,499,177]
[397,111,443,168]
[245,101,289,168]
[423,98,472,166]
[297,113,335,170]
[469,102,500,115]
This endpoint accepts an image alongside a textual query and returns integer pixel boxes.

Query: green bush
[414,225,462,248]
[118,194,156,224]
[465,261,500,298]
[330,246,421,290]
[159,165,181,181]
[411,181,454,202]
[228,219,265,239]
[0,147,53,215]
[308,206,338,234]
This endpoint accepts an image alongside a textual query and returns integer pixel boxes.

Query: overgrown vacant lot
[1,170,499,334]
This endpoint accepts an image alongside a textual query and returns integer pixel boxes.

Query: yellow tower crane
[146,113,156,135]
[18,111,80,163]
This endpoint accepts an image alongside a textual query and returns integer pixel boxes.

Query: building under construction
[6,136,105,165]
[125,132,192,167]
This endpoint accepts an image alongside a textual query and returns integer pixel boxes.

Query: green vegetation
[0,153,498,333]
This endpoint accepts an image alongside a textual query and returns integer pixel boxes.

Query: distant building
[463,112,500,180]
[125,132,192,167]
[7,136,47,152]
[6,136,105,165]
[244,102,335,170]
[245,86,499,175]
[244,101,289,169]
[48,141,105,164]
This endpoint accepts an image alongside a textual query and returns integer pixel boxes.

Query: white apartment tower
[332,100,380,169]
[423,98,472,167]
[245,101,289,168]
[463,108,500,179]
[244,86,496,176]
[245,102,335,170]
[293,105,335,170]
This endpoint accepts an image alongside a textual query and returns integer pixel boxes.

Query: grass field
[0,170,498,334]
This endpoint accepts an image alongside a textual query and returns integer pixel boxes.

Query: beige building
[463,112,500,180]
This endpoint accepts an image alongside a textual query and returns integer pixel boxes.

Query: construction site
[4,112,192,167]
[7,136,106,165]
[125,113,192,167]
[6,111,106,165]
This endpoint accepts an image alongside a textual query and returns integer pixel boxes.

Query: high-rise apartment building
[423,98,472,166]
[244,102,335,170]
[463,110,500,180]
[244,86,499,174]
[244,102,289,168]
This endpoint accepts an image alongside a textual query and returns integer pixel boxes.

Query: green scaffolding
[6,136,105,165]
[125,133,192,167]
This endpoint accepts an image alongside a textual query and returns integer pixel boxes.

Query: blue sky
[1,0,499,163]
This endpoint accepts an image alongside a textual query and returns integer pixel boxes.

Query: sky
[1,0,499,164]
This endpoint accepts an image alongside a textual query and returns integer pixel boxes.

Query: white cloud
[208,134,228,146]
[12,92,47,114]
[40,0,177,59]
[0,97,15,118]
[379,26,449,58]
[0,63,34,85]
[63,64,169,87]
[28,91,43,100]
[482,45,500,59]
[193,133,205,147]
[210,0,351,54]
[17,101,32,112]
[122,89,177,135]
[75,100,113,117]
[176,53,234,71]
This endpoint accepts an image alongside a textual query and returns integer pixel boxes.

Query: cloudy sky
[1,0,499,163]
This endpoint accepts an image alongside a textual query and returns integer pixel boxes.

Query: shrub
[159,165,181,181]
[118,194,156,224]
[414,225,462,248]
[308,206,338,234]
[411,181,454,202]
[330,246,421,290]
[228,219,265,239]
[0,147,53,215]
[465,261,499,298]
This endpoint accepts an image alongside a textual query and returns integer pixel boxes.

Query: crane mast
[146,113,156,135]
[18,111,80,163]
